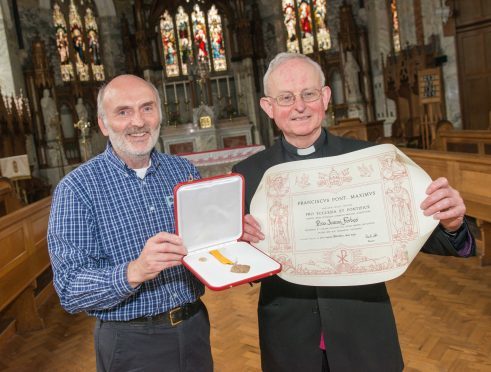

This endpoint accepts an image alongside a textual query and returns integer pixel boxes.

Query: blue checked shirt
[47,143,204,321]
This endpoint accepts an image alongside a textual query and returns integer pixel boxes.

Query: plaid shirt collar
[103,141,161,177]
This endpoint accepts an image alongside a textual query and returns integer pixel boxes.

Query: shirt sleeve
[47,181,139,314]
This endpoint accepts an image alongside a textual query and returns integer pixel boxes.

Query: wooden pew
[328,118,385,143]
[0,197,52,343]
[434,128,491,156]
[402,148,491,265]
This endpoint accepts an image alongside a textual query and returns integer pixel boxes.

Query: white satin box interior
[174,174,281,290]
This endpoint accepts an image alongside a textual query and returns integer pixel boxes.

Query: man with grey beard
[48,75,213,372]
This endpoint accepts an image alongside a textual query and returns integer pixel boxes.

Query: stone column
[0,1,24,95]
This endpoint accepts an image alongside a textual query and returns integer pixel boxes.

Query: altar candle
[226,76,231,96]
[237,74,241,94]
[173,83,178,102]
[183,81,188,101]
[162,73,168,103]
[217,78,221,97]
[163,84,168,103]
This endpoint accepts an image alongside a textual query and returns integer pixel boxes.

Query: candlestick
[217,78,221,98]
[163,101,170,126]
[226,96,233,120]
[226,76,231,96]
[161,71,167,103]
[237,73,241,95]
[173,83,178,102]
[74,119,91,161]
[183,81,188,101]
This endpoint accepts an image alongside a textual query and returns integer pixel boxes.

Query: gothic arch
[39,0,116,17]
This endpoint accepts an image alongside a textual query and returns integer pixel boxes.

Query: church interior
[0,0,490,370]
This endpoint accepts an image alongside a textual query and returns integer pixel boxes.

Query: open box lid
[174,173,282,291]
[174,173,244,252]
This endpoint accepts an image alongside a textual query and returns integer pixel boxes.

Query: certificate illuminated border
[250,144,439,286]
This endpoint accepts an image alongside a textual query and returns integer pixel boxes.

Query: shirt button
[142,181,146,185]
[173,293,178,298]
[149,206,155,211]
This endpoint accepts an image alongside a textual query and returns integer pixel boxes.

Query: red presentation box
[174,173,281,291]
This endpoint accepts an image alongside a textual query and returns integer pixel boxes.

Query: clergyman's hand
[127,232,187,288]
[241,214,265,244]
[420,177,466,232]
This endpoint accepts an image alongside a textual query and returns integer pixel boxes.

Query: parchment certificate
[250,144,439,286]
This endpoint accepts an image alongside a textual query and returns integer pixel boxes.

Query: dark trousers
[94,307,213,372]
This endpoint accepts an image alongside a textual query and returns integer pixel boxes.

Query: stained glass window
[176,6,193,75]
[68,0,89,81]
[207,5,227,72]
[298,1,313,54]
[160,3,228,78]
[390,0,401,52]
[314,0,330,51]
[282,0,331,55]
[191,4,210,68]
[85,6,104,81]
[53,3,74,82]
[52,0,105,82]
[283,0,299,53]
[160,11,179,77]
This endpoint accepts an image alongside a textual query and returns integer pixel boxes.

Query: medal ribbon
[209,249,234,265]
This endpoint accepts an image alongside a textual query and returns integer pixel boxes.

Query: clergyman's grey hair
[263,52,325,96]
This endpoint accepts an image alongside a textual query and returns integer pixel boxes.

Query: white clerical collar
[281,129,327,157]
[297,146,316,156]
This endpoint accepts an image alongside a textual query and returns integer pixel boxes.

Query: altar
[181,144,265,177]
[160,116,254,155]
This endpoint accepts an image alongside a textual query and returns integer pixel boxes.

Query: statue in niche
[344,51,362,104]
[75,97,89,122]
[40,89,59,141]
[40,89,68,167]
[60,104,75,139]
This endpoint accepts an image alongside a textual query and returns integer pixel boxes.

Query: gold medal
[230,264,251,273]
[209,249,250,273]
